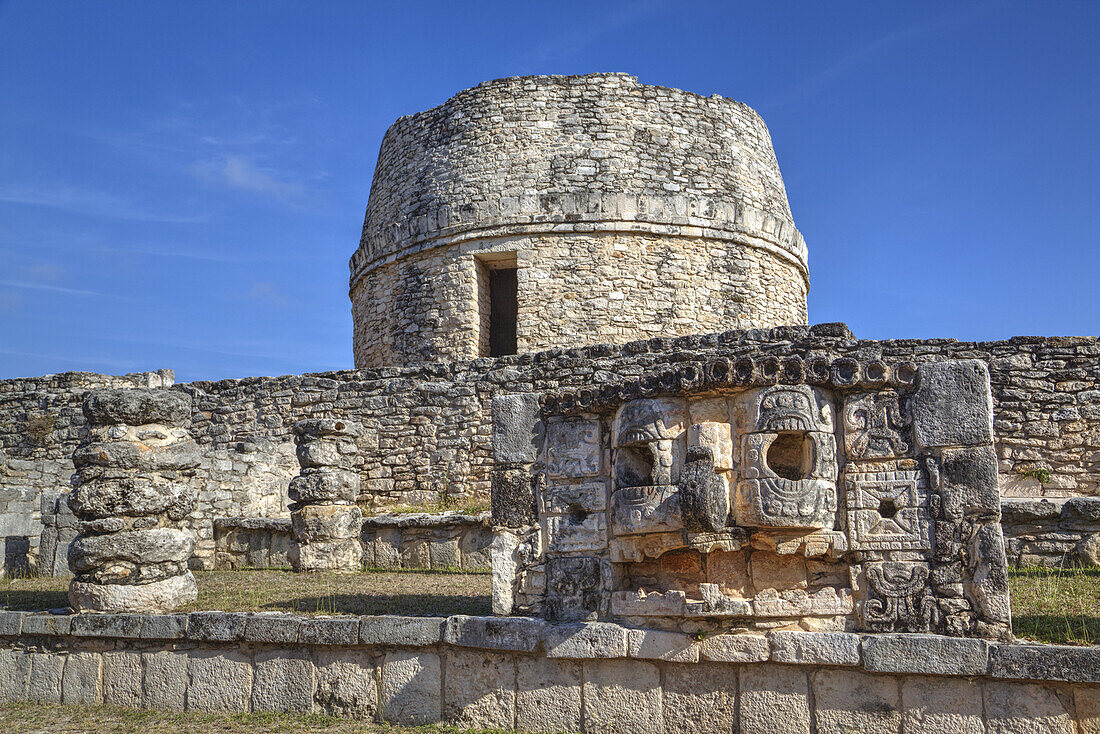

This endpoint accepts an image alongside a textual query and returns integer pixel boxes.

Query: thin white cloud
[192,155,305,204]
[0,184,206,223]
[247,281,291,307]
[0,279,118,298]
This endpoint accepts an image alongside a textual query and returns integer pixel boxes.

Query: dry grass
[0,702,513,733]
[0,569,491,617]
[1008,566,1100,645]
[2,566,1097,646]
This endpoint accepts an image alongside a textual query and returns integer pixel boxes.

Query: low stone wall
[0,611,1096,732]
[213,513,493,572]
[1002,497,1100,568]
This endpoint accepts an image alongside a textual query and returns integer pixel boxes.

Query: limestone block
[544,512,607,553]
[991,643,1100,683]
[291,504,362,542]
[61,652,102,705]
[244,614,301,644]
[70,571,197,614]
[443,650,515,729]
[863,633,988,676]
[444,615,545,652]
[68,480,195,520]
[300,617,360,646]
[546,556,606,622]
[545,417,602,479]
[252,650,314,713]
[313,649,377,719]
[429,538,461,569]
[627,628,699,662]
[293,539,363,572]
[187,650,253,712]
[21,614,72,637]
[292,418,364,440]
[1076,686,1100,734]
[101,651,141,708]
[912,360,994,448]
[582,659,661,734]
[380,651,441,725]
[664,662,738,734]
[69,528,194,571]
[141,614,188,640]
[491,466,537,528]
[360,615,444,646]
[142,651,187,711]
[812,669,901,734]
[699,633,770,662]
[490,530,519,615]
[769,631,860,666]
[516,657,582,734]
[83,388,191,427]
[545,622,628,659]
[900,676,984,734]
[0,648,30,703]
[938,445,1000,520]
[289,470,360,504]
[542,480,607,514]
[739,664,811,734]
[188,611,247,642]
[492,393,543,463]
[26,652,63,703]
[295,439,350,470]
[0,612,24,637]
[984,680,1075,734]
[73,440,201,474]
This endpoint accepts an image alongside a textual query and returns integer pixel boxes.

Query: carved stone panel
[845,467,931,551]
[735,430,838,529]
[856,561,939,633]
[612,398,687,488]
[609,485,681,536]
[546,556,606,621]
[738,384,835,435]
[842,391,910,460]
[545,417,602,479]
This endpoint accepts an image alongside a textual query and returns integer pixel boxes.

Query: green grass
[0,568,491,617]
[0,702,516,733]
[1008,566,1100,645]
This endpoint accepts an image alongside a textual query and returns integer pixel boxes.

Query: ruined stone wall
[351,73,809,367]
[3,326,1097,571]
[0,612,1097,732]
[0,370,174,571]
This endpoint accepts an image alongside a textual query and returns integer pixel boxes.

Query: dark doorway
[488,267,518,356]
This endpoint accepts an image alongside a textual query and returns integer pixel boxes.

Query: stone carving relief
[546,556,606,621]
[546,417,602,478]
[857,561,939,633]
[843,391,910,460]
[845,466,931,551]
[612,398,686,488]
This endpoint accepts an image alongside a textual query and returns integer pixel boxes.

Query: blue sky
[1,1,1097,382]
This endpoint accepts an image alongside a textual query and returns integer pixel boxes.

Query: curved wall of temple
[350,73,808,367]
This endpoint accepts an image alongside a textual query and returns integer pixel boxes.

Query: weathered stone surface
[739,664,811,734]
[545,555,605,621]
[664,662,738,734]
[490,530,519,615]
[912,360,994,448]
[187,649,253,712]
[252,650,314,713]
[26,652,63,703]
[812,669,901,734]
[678,445,729,532]
[863,633,989,676]
[68,480,195,520]
[292,538,363,572]
[582,659,661,734]
[102,651,141,708]
[380,651,441,725]
[83,388,191,427]
[492,393,543,464]
[770,631,860,666]
[21,613,72,637]
[313,649,377,719]
[69,528,194,571]
[288,470,360,504]
[291,504,362,542]
[0,612,24,637]
[627,628,699,662]
[991,643,1100,683]
[699,633,770,662]
[60,651,102,705]
[545,622,629,659]
[70,613,143,638]
[69,572,197,613]
[1076,686,1100,734]
[300,617,360,646]
[900,675,984,734]
[984,680,1075,734]
[140,613,188,639]
[0,649,30,703]
[360,615,443,646]
[245,614,302,644]
[939,445,1000,518]
[443,650,515,729]
[292,418,364,439]
[444,615,545,652]
[141,651,187,711]
[73,440,201,473]
[515,657,581,734]
[491,467,538,529]
[187,611,247,642]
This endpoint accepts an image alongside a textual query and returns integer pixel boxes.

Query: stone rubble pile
[289,418,364,572]
[67,388,199,612]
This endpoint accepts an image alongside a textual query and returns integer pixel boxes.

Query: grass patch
[0,702,515,733]
[0,569,491,617]
[1008,565,1100,645]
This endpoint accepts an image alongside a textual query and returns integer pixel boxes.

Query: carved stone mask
[613,398,686,488]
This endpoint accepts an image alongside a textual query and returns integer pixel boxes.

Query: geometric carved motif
[845,468,931,550]
[842,391,909,460]
[546,417,602,479]
[860,561,939,632]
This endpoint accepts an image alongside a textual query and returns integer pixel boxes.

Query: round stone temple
[351,73,809,368]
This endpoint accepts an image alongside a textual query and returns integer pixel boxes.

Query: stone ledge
[443,615,546,653]
[361,512,491,529]
[991,642,1100,683]
[770,631,860,666]
[862,633,989,676]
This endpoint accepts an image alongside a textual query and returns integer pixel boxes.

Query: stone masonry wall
[351,73,809,367]
[351,231,807,367]
[3,325,1098,571]
[0,370,174,573]
[0,611,1096,732]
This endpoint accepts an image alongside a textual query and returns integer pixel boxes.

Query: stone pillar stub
[68,388,199,613]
